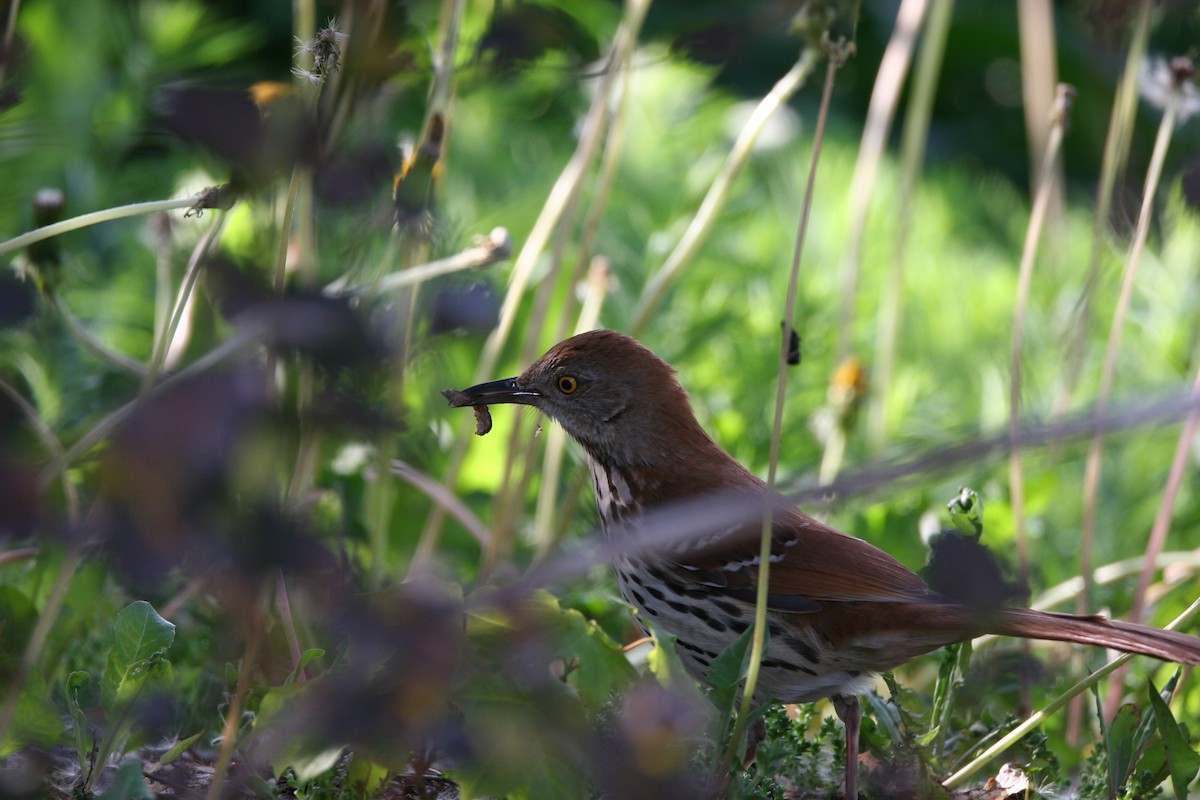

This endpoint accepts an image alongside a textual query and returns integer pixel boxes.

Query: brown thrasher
[447,329,1200,798]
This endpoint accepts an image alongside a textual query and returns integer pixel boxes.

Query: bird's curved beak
[445,377,540,407]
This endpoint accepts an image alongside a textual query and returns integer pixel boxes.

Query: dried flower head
[295,21,347,79]
[1139,55,1200,125]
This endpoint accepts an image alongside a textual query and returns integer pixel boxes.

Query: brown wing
[625,451,937,609]
[761,505,936,604]
[669,492,937,610]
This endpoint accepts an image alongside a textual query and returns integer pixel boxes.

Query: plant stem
[725,42,842,773]
[867,0,953,452]
[207,586,267,800]
[630,48,817,337]
[1080,67,1180,618]
[835,0,929,363]
[50,293,146,377]
[1051,0,1151,420]
[0,195,205,258]
[1009,85,1073,713]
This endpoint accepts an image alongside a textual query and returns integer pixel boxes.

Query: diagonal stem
[1010,84,1072,581]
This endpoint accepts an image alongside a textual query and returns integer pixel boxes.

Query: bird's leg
[832,694,861,800]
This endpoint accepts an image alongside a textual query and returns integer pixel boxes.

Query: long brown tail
[991,608,1200,665]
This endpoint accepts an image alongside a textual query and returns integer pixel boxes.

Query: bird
[445,329,1200,798]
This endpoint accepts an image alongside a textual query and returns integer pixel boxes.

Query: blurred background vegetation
[2,0,1200,797]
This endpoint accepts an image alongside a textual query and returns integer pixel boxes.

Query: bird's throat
[586,455,639,533]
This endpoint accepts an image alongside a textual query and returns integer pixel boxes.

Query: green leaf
[0,586,38,676]
[705,623,761,693]
[100,601,176,715]
[645,626,689,689]
[529,591,637,710]
[66,670,92,772]
[1148,680,1200,799]
[97,760,152,799]
[290,746,346,782]
[283,648,325,686]
[0,677,64,756]
[160,731,204,764]
[1104,702,1141,796]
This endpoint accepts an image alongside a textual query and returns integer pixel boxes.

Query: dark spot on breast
[712,598,741,616]
[785,636,820,664]
[677,640,719,660]
[688,605,727,633]
[646,585,665,602]
[663,576,688,596]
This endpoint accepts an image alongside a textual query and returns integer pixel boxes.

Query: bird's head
[447,329,704,467]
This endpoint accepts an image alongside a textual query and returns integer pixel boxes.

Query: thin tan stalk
[630,50,817,337]
[834,0,929,362]
[1129,365,1200,621]
[330,228,512,295]
[533,260,611,553]
[392,460,492,549]
[1103,362,1200,714]
[272,171,305,292]
[1016,0,1062,220]
[49,293,146,376]
[1051,0,1151,419]
[206,588,267,800]
[1010,84,1073,596]
[142,213,229,393]
[527,54,634,555]
[1075,61,1180,735]
[1079,66,1181,617]
[867,0,953,452]
[484,18,639,572]
[413,0,649,571]
[725,44,843,773]
[276,571,306,681]
[429,0,467,123]
[1034,552,1200,611]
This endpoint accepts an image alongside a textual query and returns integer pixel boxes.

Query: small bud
[1169,55,1196,87]
[946,487,984,538]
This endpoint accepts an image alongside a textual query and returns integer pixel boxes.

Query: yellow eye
[557,375,578,394]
